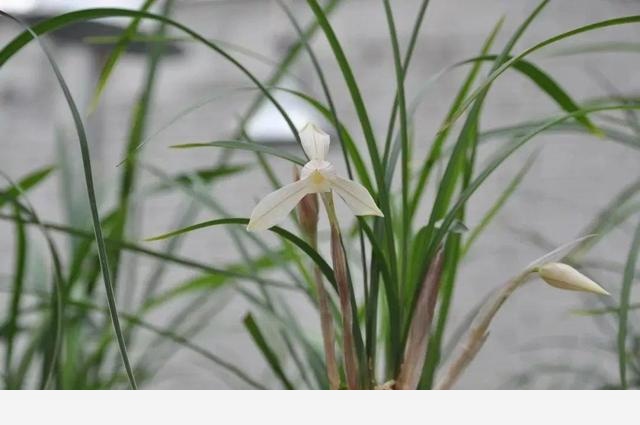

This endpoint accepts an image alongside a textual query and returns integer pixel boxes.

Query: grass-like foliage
[1,0,639,389]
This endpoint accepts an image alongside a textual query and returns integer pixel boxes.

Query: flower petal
[300,123,330,161]
[329,176,383,217]
[247,178,313,231]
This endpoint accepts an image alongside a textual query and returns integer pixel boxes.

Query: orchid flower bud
[293,166,319,238]
[537,262,609,295]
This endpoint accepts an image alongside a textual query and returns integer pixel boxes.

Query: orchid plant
[241,124,611,390]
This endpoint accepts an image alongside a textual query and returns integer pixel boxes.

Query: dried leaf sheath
[330,223,359,389]
[397,248,445,390]
[317,191,361,390]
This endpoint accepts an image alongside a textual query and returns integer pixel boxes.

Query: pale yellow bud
[537,262,609,296]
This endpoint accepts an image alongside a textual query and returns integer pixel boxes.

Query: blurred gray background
[1,0,640,389]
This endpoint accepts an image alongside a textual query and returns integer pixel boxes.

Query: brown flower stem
[323,192,359,390]
[294,166,340,390]
[309,235,341,390]
[435,271,533,390]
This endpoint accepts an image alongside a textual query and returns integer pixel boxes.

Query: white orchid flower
[247,123,383,231]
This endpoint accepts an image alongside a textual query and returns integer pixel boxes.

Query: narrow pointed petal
[329,176,383,217]
[247,178,312,231]
[300,123,330,161]
[538,262,610,295]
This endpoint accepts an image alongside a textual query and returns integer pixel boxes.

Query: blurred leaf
[146,217,337,291]
[62,299,266,389]
[143,274,226,311]
[462,153,537,256]
[0,175,65,390]
[0,166,55,208]
[461,55,600,134]
[0,212,295,291]
[574,303,640,316]
[0,11,137,388]
[89,0,158,113]
[618,218,640,389]
[3,203,27,389]
[108,0,176,291]
[448,14,640,129]
[243,313,294,390]
[409,18,503,219]
[148,165,250,193]
[548,41,640,57]
[171,141,306,165]
[0,8,301,145]
[430,104,640,272]
[143,248,292,310]
[481,121,640,151]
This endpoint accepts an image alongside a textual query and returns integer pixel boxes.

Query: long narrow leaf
[171,141,306,166]
[146,217,337,290]
[618,218,640,389]
[243,313,294,390]
[0,11,137,389]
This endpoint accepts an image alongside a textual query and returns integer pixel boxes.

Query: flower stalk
[435,270,532,390]
[436,261,609,390]
[323,192,359,390]
[247,124,383,390]
[295,168,340,390]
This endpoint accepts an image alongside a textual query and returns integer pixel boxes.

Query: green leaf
[461,153,537,256]
[88,0,158,113]
[430,103,640,270]
[0,11,138,389]
[143,248,291,311]
[4,202,27,389]
[149,165,250,193]
[409,18,503,220]
[448,14,640,130]
[481,121,640,151]
[0,8,301,146]
[226,0,342,149]
[0,166,55,208]
[146,217,337,291]
[267,1,374,193]
[0,174,65,390]
[63,299,266,389]
[381,0,432,166]
[0,212,294,291]
[618,218,640,389]
[383,4,411,368]
[466,54,600,134]
[416,1,551,388]
[306,0,382,187]
[108,0,176,307]
[171,141,306,166]
[243,313,294,389]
